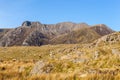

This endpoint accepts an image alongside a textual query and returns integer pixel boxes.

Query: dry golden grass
[0,43,120,80]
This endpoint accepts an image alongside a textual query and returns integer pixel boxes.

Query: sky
[0,0,120,31]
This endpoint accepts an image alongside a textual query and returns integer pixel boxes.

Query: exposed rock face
[91,24,114,36]
[0,28,27,46]
[92,32,120,47]
[0,29,10,39]
[22,21,32,26]
[0,21,114,46]
[23,30,48,46]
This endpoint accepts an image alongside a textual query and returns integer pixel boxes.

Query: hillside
[49,27,101,44]
[0,32,120,79]
[0,21,114,46]
[0,29,10,38]
[90,24,114,36]
[91,31,120,47]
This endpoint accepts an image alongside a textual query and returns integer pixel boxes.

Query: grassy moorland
[0,43,120,80]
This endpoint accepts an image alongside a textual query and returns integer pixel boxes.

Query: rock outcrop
[30,61,53,75]
[91,24,114,36]
[92,32,120,47]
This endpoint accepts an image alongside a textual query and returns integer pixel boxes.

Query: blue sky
[0,0,120,31]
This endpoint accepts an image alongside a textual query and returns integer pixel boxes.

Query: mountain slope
[49,27,101,44]
[0,29,10,38]
[91,24,114,36]
[0,21,114,46]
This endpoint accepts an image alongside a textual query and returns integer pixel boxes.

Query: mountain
[0,21,114,46]
[90,24,115,36]
[0,29,10,38]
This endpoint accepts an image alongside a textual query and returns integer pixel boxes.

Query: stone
[30,61,53,75]
[30,61,45,75]
[18,66,25,73]
[112,49,120,55]
[93,51,99,60]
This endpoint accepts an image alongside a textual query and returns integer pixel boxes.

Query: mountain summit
[0,21,114,46]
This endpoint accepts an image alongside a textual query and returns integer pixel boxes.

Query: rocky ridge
[0,21,114,46]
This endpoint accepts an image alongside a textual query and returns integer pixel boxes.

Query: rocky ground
[0,22,119,80]
[0,34,120,80]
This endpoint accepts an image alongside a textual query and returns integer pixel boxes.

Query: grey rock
[92,32,120,47]
[93,51,99,60]
[72,58,86,63]
[30,61,45,75]
[112,49,120,55]
[30,61,53,75]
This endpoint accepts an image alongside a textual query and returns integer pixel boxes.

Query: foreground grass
[0,72,120,80]
[0,43,120,80]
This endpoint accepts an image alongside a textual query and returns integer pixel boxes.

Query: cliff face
[0,21,114,46]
